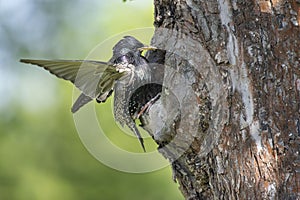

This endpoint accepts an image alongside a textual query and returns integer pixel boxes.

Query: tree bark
[144,0,300,199]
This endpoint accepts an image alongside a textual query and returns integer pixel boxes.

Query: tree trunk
[143,0,300,199]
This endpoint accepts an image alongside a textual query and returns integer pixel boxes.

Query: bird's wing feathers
[20,59,125,98]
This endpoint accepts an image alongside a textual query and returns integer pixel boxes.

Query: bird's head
[111,36,156,65]
[113,36,144,54]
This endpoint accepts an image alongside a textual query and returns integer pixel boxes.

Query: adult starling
[20,36,163,151]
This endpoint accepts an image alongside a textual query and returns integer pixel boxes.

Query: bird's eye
[118,50,136,64]
[116,55,130,64]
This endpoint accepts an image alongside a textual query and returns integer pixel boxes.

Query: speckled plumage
[20,36,163,151]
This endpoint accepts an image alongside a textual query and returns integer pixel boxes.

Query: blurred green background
[0,0,183,199]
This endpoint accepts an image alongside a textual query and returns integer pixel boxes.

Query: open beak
[138,46,157,51]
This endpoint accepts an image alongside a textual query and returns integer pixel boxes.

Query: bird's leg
[135,93,161,119]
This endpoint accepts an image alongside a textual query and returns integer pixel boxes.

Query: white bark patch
[218,0,238,66]
[240,62,254,124]
[267,182,277,200]
[218,0,254,125]
[296,78,300,92]
[250,120,262,152]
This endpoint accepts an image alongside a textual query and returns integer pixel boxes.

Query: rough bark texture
[144,0,300,199]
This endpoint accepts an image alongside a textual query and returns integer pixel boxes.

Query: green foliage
[0,1,183,199]
[0,99,182,199]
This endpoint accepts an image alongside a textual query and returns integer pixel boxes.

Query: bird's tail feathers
[71,93,93,113]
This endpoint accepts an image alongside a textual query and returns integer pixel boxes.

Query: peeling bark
[143,0,300,199]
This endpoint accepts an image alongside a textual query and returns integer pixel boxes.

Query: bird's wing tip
[20,59,28,63]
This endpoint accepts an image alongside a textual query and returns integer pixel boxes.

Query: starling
[20,36,163,151]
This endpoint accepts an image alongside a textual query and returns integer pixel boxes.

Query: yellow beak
[138,46,157,51]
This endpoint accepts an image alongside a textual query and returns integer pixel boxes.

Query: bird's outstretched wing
[20,59,125,99]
